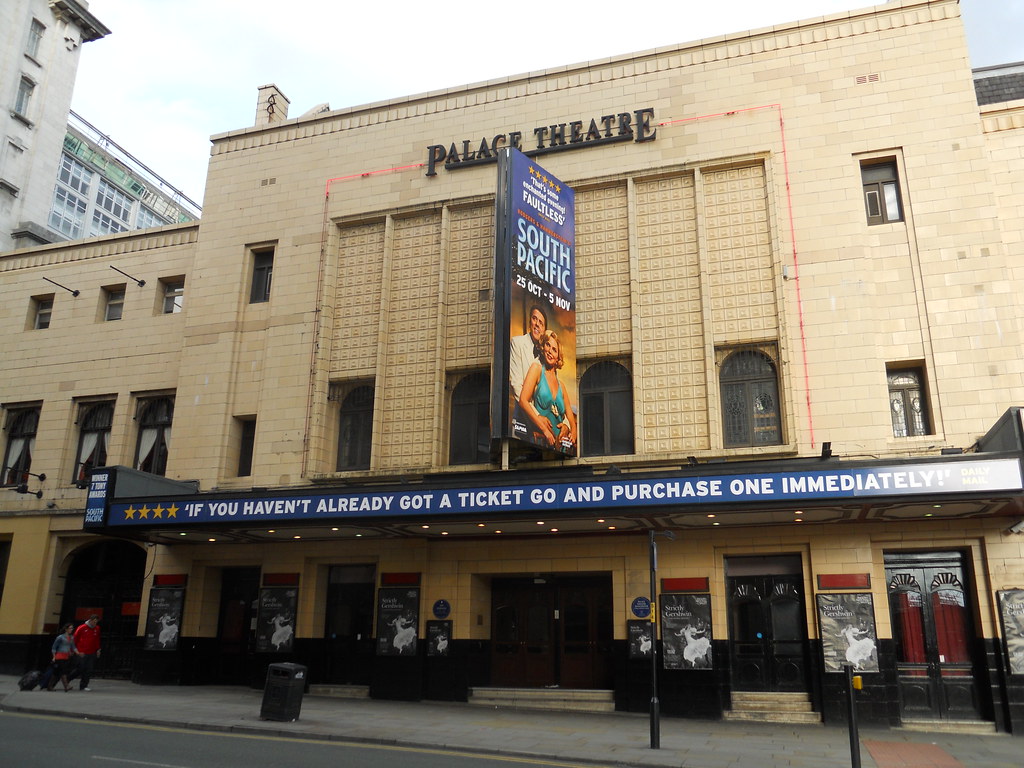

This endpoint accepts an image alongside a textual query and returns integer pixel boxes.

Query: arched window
[449,372,491,465]
[580,362,634,457]
[720,350,782,448]
[135,396,174,476]
[337,385,374,471]
[75,402,114,483]
[3,407,40,486]
[887,367,930,437]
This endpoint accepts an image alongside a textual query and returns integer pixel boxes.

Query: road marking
[92,758,190,768]
[3,712,605,768]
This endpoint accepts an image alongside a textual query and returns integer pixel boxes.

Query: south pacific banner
[492,148,577,456]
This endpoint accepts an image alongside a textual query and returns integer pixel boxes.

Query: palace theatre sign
[425,107,657,176]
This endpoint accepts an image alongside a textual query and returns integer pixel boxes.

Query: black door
[323,564,376,684]
[728,574,809,691]
[491,576,612,688]
[885,551,983,721]
[216,567,260,684]
[60,540,146,679]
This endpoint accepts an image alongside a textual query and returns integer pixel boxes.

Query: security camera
[1008,520,1024,535]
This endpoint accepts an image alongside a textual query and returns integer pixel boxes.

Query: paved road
[2,675,1021,768]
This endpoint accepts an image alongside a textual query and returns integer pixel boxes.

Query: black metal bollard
[845,664,862,768]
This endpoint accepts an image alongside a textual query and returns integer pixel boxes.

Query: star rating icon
[124,506,137,520]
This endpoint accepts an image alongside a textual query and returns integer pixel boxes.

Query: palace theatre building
[3,0,1024,733]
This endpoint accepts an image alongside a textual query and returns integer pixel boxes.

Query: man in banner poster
[499,149,578,456]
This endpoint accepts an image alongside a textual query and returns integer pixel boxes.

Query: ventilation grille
[856,73,881,85]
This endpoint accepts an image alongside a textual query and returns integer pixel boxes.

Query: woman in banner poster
[519,330,577,453]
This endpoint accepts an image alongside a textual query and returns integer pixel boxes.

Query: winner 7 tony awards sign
[491,148,577,456]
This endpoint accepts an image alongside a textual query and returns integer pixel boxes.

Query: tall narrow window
[32,295,53,329]
[862,160,903,225]
[134,397,174,476]
[887,366,930,437]
[26,19,45,59]
[14,77,34,120]
[250,248,274,303]
[237,417,256,477]
[449,372,491,465]
[580,361,634,457]
[75,402,114,484]
[337,385,374,471]
[104,285,125,320]
[720,349,782,448]
[0,540,10,607]
[3,407,40,486]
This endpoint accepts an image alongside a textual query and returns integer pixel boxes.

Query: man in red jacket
[73,614,101,691]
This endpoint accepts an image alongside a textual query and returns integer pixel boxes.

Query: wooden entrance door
[491,576,612,688]
[885,552,983,721]
[728,574,809,691]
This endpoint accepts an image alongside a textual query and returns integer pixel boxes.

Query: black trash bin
[260,662,307,721]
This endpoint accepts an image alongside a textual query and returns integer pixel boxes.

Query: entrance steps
[723,691,821,725]
[899,719,997,735]
[468,687,616,713]
[308,684,370,699]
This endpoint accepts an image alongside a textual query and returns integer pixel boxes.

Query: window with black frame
[861,160,903,225]
[337,385,374,471]
[449,372,490,465]
[580,361,634,457]
[887,366,930,437]
[75,402,114,484]
[134,396,174,476]
[720,349,782,448]
[3,406,40,486]
[250,248,274,303]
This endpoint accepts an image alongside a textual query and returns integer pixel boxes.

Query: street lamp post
[648,528,675,749]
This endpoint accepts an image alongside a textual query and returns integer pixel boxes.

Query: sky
[70,0,1023,207]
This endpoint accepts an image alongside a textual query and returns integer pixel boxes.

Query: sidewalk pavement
[0,675,1019,768]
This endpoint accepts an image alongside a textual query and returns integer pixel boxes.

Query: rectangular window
[32,295,54,329]
[250,248,274,303]
[49,186,88,238]
[862,160,903,225]
[136,205,169,229]
[887,365,930,438]
[14,77,34,119]
[74,401,115,484]
[91,209,127,237]
[134,396,174,476]
[237,418,256,477]
[26,19,45,59]
[58,154,93,196]
[3,406,40,486]
[161,278,184,314]
[96,179,134,223]
[104,285,126,321]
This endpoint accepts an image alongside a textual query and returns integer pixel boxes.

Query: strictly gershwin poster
[492,148,577,456]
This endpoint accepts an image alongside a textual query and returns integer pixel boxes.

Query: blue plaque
[433,599,451,619]
[632,596,652,618]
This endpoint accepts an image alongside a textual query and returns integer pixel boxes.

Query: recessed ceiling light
[208,538,216,542]
[268,530,276,533]
[536,521,545,525]
[494,530,502,534]
[924,513,933,517]
[597,519,605,523]
[421,525,430,529]
[608,526,617,530]
[550,528,559,532]
[355,533,363,537]
[795,518,804,523]
[179,532,187,536]
[293,535,301,539]
[707,514,716,518]
[477,523,486,527]
[441,531,449,535]
[331,527,339,531]
[712,522,720,526]
[794,511,803,515]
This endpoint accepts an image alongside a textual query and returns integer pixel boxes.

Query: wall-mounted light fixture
[43,277,79,296]
[110,265,145,287]
[820,442,833,460]
[6,471,46,499]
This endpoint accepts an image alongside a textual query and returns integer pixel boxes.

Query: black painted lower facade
[5,631,1023,735]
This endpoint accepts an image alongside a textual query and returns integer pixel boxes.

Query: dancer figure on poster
[270,614,294,651]
[639,634,652,655]
[518,330,577,451]
[390,614,416,654]
[842,624,876,670]
[157,614,179,649]
[680,623,712,668]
